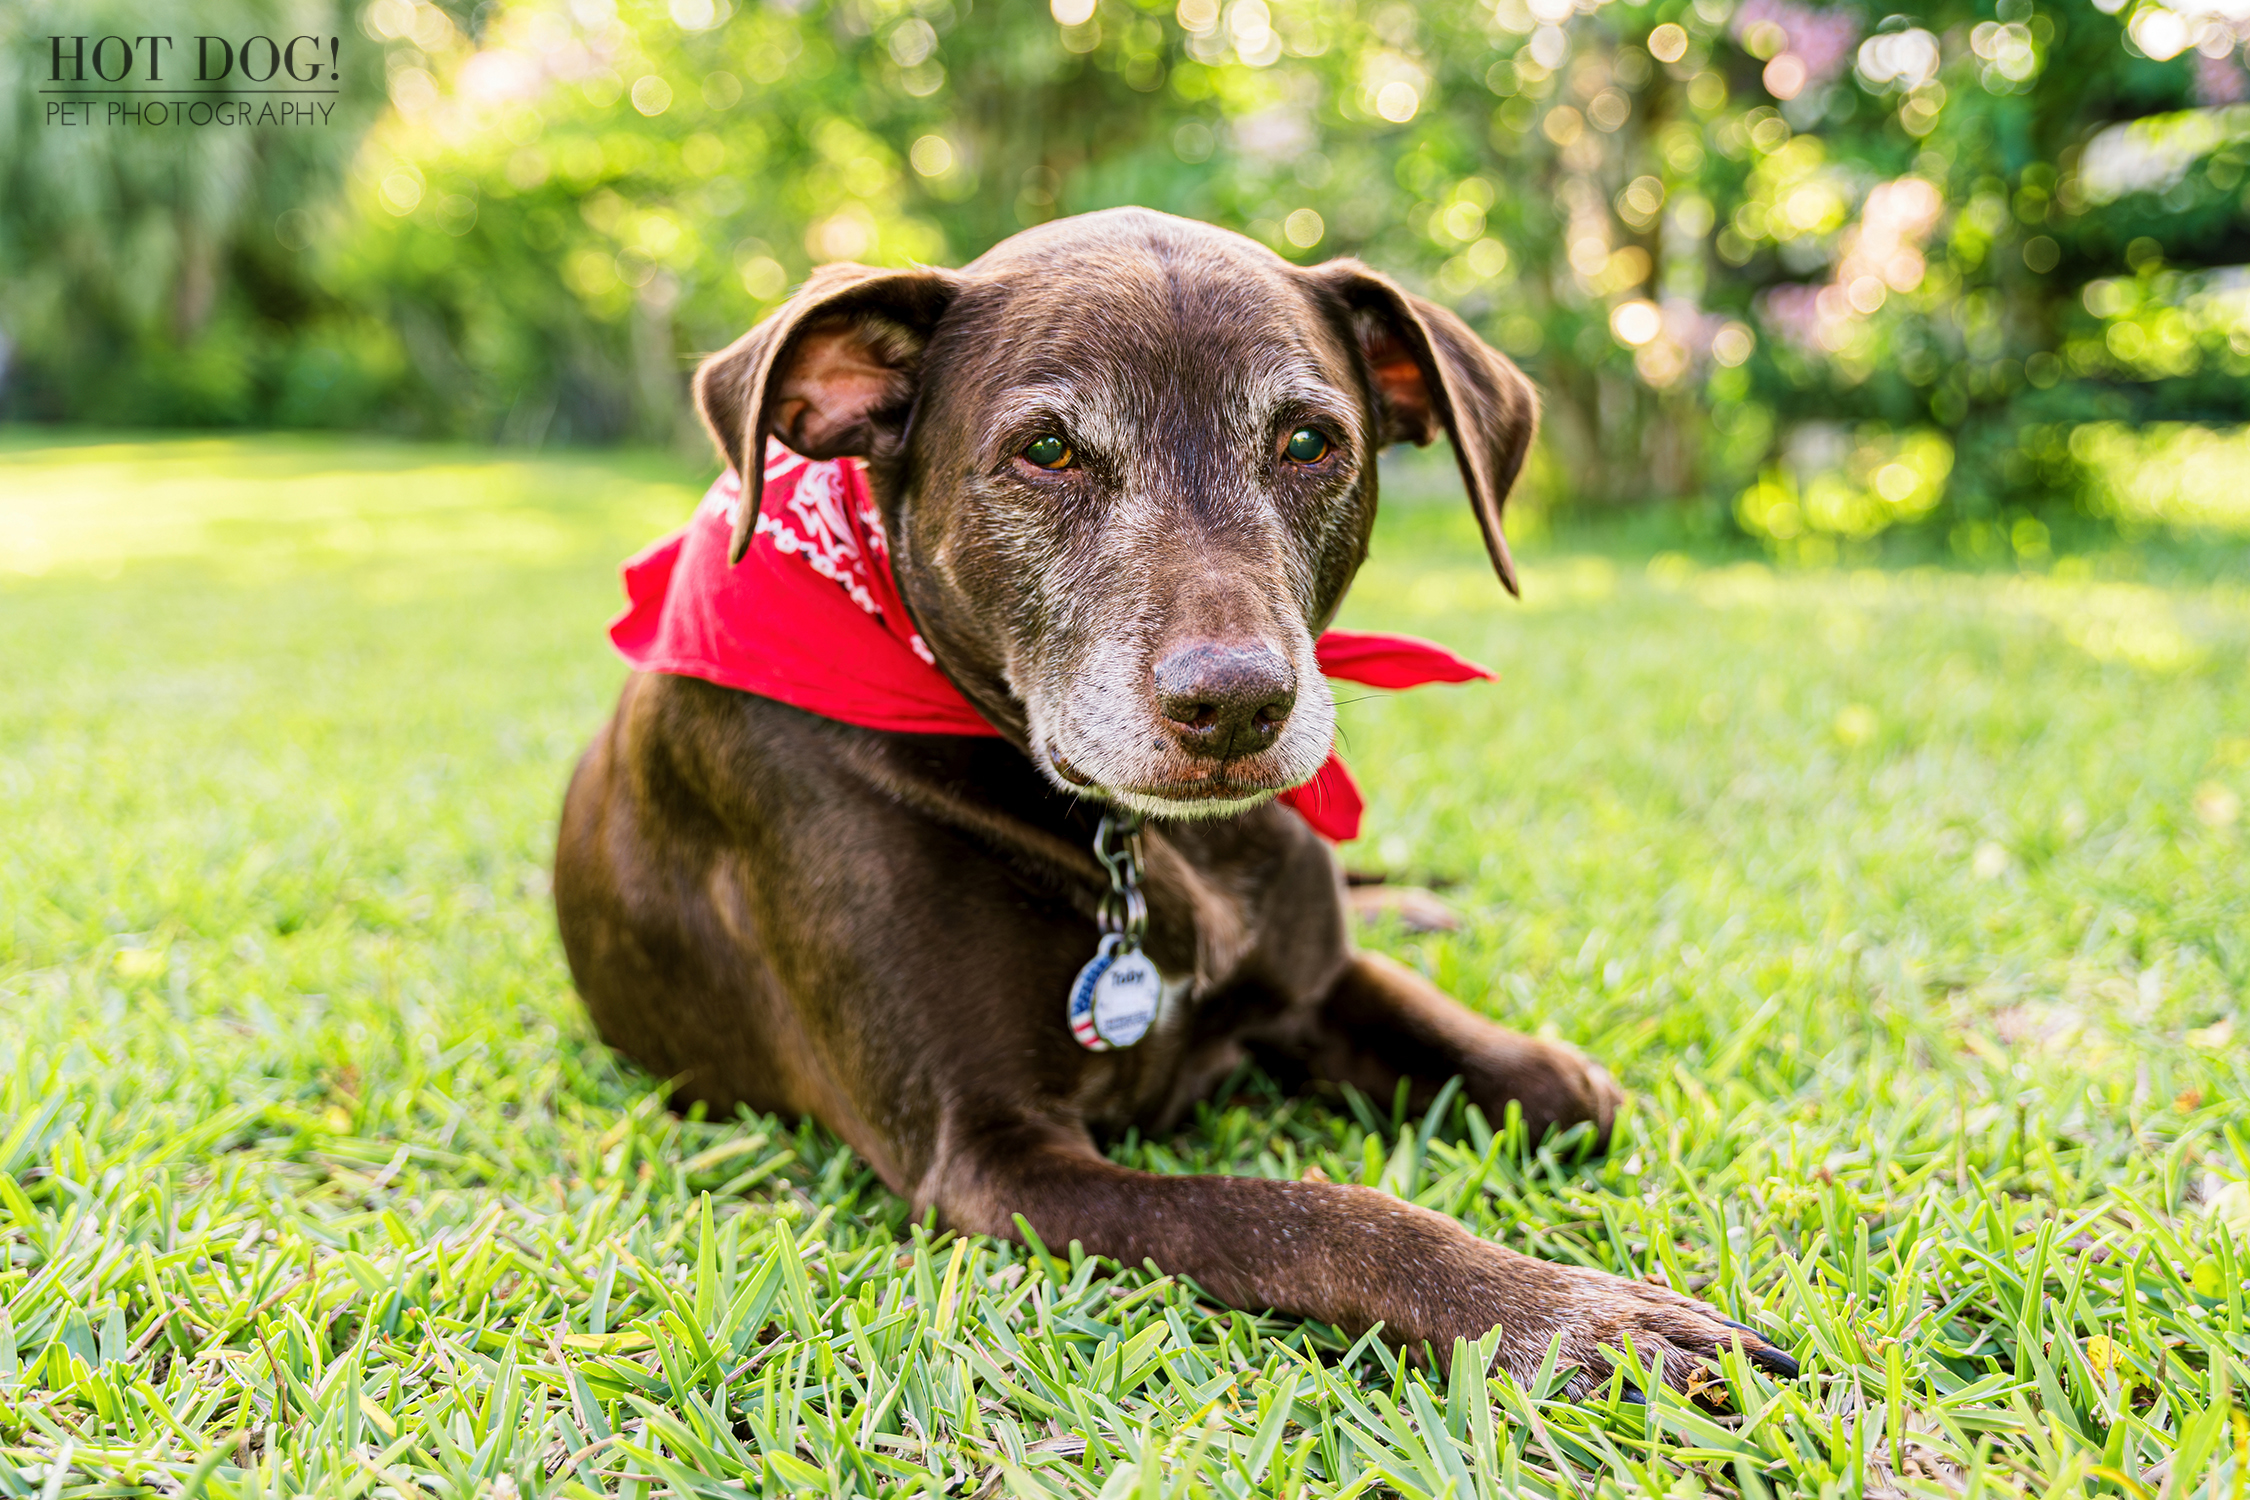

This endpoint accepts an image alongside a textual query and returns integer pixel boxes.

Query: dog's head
[693,208,1536,820]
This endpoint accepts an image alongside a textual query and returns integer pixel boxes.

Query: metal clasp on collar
[1092,810,1147,946]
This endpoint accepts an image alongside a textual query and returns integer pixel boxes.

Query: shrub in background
[3,0,2246,546]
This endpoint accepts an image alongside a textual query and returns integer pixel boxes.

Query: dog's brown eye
[1284,428,1330,464]
[1023,435,1074,470]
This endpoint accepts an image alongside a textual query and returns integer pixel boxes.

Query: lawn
[2,432,2248,1498]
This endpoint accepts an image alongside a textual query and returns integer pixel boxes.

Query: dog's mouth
[1046,749,1306,815]
[1127,778,1280,801]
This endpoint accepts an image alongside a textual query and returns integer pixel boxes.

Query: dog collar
[1067,811,1159,1050]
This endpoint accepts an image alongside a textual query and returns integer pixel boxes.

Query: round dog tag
[1067,935,1161,1051]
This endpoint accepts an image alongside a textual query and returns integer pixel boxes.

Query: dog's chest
[1069,954,1293,1136]
[1064,961,1198,1113]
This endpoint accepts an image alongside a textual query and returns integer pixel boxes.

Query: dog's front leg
[934,1114,1794,1394]
[1298,950,1624,1144]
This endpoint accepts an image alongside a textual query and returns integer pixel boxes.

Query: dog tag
[1067,934,1161,1051]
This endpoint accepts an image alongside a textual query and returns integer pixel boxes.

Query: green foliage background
[3,0,2248,544]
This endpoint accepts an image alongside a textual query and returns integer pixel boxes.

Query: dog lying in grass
[556,207,1796,1396]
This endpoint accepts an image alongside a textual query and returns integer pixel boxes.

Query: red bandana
[609,447,1496,842]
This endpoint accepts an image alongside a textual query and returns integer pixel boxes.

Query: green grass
[3,433,2249,1498]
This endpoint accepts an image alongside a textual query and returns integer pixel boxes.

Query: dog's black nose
[1153,642,1295,758]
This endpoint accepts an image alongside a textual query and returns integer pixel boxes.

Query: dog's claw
[1744,1343,1800,1380]
[1534,1271,1804,1405]
[1709,1317,1800,1380]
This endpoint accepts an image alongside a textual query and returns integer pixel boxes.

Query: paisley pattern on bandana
[748,452,937,665]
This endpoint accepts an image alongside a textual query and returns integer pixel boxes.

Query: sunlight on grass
[3,436,2249,1496]
[0,435,701,578]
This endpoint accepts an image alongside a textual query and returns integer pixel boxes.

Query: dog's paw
[1477,1036,1624,1145]
[1513,1268,1799,1402]
[1346,882,1462,933]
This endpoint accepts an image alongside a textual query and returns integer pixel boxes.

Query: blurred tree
[4,0,2245,546]
[1671,0,2250,556]
[0,0,395,423]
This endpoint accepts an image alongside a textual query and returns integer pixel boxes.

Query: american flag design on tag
[1067,936,1161,1051]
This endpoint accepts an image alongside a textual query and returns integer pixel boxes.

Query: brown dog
[556,208,1794,1395]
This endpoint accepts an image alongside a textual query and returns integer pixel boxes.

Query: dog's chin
[1040,744,1323,821]
[1102,783,1281,821]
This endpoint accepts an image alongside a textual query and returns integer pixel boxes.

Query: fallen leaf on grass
[1682,1362,1731,1408]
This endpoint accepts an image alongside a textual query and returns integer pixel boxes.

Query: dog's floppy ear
[694,262,960,563]
[1306,261,1537,597]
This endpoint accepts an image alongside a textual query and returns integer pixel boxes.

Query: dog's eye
[1022,435,1074,470]
[1283,428,1330,464]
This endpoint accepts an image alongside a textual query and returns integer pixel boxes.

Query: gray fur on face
[919,267,1365,814]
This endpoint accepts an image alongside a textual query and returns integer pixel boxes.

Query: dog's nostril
[1153,642,1296,755]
